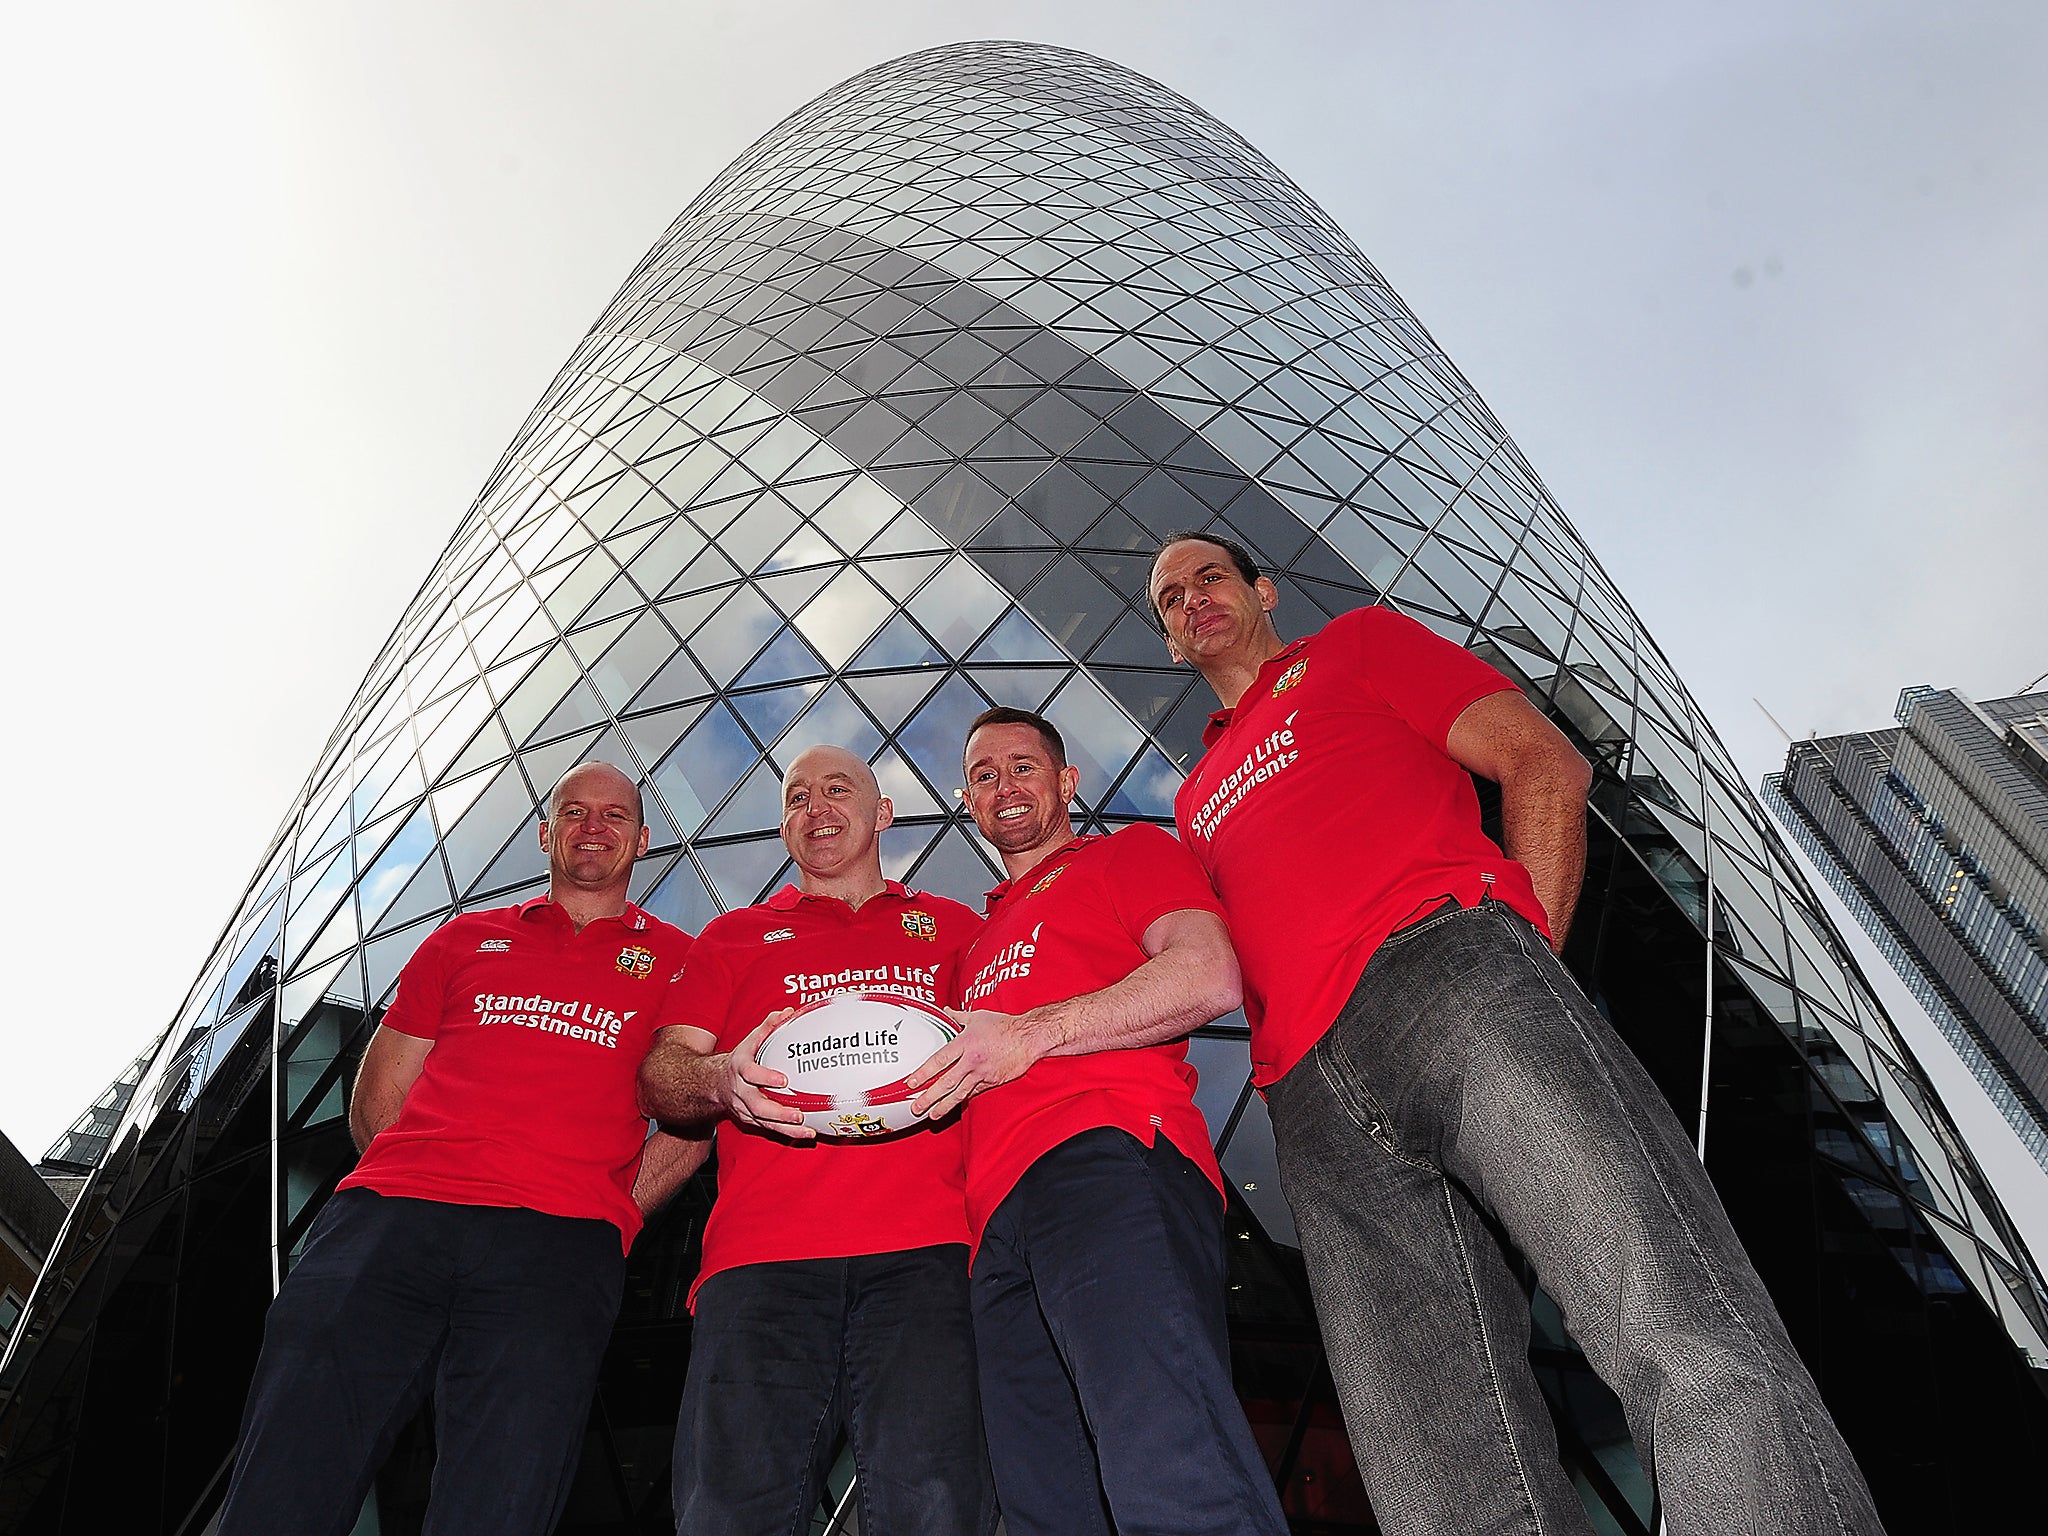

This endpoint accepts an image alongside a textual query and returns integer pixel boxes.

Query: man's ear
[635,822,652,857]
[875,796,895,832]
[537,817,551,851]
[1164,632,1187,666]
[1058,764,1081,805]
[1254,575,1279,614]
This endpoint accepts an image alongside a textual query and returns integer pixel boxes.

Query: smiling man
[638,745,994,1536]
[1150,531,1884,1536]
[217,762,703,1536]
[902,707,1289,1536]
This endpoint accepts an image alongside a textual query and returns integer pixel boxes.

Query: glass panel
[906,556,1008,656]
[688,584,782,685]
[651,703,759,837]
[793,568,896,668]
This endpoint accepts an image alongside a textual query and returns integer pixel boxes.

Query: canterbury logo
[477,938,511,952]
[763,928,796,943]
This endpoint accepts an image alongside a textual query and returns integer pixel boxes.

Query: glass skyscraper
[2,40,2042,1535]
[1768,686,2048,1173]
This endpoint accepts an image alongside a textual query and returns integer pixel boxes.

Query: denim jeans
[216,1189,625,1536]
[1266,898,1885,1536]
[971,1127,1291,1536]
[671,1244,995,1536]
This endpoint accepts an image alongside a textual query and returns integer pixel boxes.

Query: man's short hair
[964,706,1067,770]
[1151,530,1264,626]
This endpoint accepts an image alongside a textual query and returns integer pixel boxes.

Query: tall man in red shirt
[1150,533,1884,1536]
[637,745,995,1536]
[902,706,1290,1536]
[217,761,703,1536]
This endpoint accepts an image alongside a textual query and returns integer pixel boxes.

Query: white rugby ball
[757,992,958,1138]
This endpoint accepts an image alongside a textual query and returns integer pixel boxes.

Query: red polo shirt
[956,826,1227,1247]
[341,897,692,1249]
[1174,605,1547,1087]
[668,882,979,1305]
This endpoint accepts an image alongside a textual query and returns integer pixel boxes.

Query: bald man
[218,762,705,1536]
[640,746,995,1536]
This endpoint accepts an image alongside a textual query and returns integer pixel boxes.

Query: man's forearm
[1500,770,1589,947]
[1025,941,1239,1058]
[637,1042,734,1131]
[348,1099,400,1154]
[631,1129,710,1214]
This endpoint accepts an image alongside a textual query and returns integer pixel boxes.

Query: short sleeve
[933,899,984,1008]
[379,922,456,1040]
[660,936,741,1044]
[1106,825,1225,942]
[1351,607,1518,747]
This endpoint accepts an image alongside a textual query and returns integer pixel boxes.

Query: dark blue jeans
[671,1244,995,1536]
[1266,898,1885,1536]
[971,1127,1290,1536]
[216,1188,625,1536]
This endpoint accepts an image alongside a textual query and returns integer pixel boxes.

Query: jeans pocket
[1306,1037,1425,1169]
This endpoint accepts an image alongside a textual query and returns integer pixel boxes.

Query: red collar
[984,835,1095,908]
[1202,634,1312,747]
[516,895,653,932]
[764,879,913,912]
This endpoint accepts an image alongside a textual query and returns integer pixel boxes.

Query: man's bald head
[540,760,649,906]
[548,761,644,828]
[779,744,892,892]
[783,744,880,798]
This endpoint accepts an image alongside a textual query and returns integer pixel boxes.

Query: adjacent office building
[1769,687,2048,1172]
[2,41,2043,1536]
[0,1137,63,1375]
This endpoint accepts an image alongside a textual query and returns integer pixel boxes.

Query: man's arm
[636,1014,815,1141]
[1443,689,1594,948]
[348,1026,435,1152]
[906,908,1240,1120]
[630,1127,711,1214]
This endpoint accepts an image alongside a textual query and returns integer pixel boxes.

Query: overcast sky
[2,1,2042,1227]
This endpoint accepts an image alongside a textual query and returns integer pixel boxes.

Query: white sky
[2,1,2043,1234]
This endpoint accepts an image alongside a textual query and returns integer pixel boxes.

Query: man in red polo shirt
[217,761,703,1536]
[637,744,994,1536]
[901,706,1289,1536]
[1150,531,1883,1536]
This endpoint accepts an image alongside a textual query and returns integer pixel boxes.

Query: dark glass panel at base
[1698,979,2048,1530]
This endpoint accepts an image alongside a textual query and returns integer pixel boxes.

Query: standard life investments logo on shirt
[1187,712,1300,845]
[472,992,635,1049]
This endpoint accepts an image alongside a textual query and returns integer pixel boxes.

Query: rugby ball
[756,992,958,1138]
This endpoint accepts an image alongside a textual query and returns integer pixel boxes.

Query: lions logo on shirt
[1028,866,1065,897]
[615,945,656,978]
[1272,657,1309,696]
[901,909,936,942]
[828,1110,891,1137]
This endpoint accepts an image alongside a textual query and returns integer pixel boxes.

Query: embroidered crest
[615,945,656,978]
[901,909,937,942]
[1271,657,1309,696]
[1029,866,1066,897]
[762,927,796,943]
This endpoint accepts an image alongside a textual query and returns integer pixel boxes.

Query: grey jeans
[1265,897,1884,1536]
